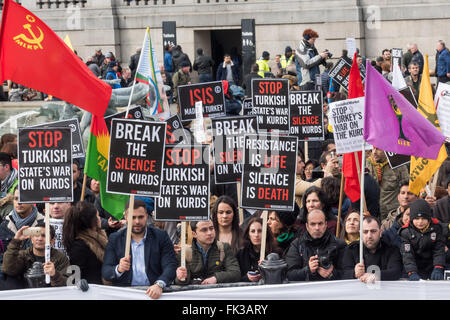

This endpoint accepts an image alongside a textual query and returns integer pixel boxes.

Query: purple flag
[364,61,445,160]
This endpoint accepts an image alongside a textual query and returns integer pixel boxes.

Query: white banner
[435,82,450,139]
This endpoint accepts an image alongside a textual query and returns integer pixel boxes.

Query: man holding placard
[102,199,177,299]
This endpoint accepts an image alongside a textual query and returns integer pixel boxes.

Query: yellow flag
[409,55,447,195]
[64,35,74,52]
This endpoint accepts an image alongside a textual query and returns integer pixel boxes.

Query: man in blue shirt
[102,199,177,299]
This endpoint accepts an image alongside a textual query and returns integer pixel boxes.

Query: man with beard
[286,209,346,281]
[342,216,402,283]
[102,200,177,299]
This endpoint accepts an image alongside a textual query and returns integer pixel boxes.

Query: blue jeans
[198,74,212,83]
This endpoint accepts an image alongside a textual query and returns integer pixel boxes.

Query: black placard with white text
[18,127,73,203]
[106,118,166,196]
[178,81,225,121]
[385,151,410,170]
[289,91,324,141]
[164,114,188,144]
[241,134,297,211]
[104,106,144,133]
[211,115,258,184]
[155,144,210,221]
[329,58,365,92]
[251,78,290,132]
[243,98,254,116]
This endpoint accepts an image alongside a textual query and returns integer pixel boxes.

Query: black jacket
[242,72,262,97]
[102,226,177,286]
[236,244,260,282]
[193,54,214,75]
[172,48,192,72]
[286,228,346,281]
[342,237,402,280]
[399,219,446,278]
[67,239,103,284]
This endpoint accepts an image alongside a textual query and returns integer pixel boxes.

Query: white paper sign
[435,82,450,139]
[346,38,357,58]
[329,97,366,154]
[194,100,206,143]
[49,218,67,255]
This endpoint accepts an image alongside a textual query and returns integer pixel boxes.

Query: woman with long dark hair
[338,210,360,245]
[236,217,276,282]
[267,206,299,258]
[62,202,108,284]
[211,195,241,255]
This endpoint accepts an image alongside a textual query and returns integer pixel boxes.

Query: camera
[324,49,333,59]
[321,49,333,66]
[316,249,333,270]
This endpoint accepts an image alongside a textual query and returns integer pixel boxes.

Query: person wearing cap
[105,61,121,89]
[399,199,446,280]
[286,209,346,281]
[280,46,295,71]
[295,28,330,90]
[256,51,271,78]
[93,48,105,67]
[100,52,115,79]
[172,60,191,104]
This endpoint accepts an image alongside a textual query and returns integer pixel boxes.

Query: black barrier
[211,115,258,184]
[251,78,290,132]
[289,91,324,141]
[178,81,225,121]
[155,144,210,221]
[106,118,166,196]
[241,134,298,211]
[18,127,73,203]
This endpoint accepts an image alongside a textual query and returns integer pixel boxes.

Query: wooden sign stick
[124,195,135,258]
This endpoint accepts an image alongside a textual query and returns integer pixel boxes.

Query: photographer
[295,28,331,91]
[285,209,345,281]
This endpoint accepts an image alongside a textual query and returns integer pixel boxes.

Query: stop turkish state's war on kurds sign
[106,118,166,197]
[18,127,73,203]
[0,0,111,117]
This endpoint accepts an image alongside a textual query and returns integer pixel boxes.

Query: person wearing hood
[295,28,330,90]
[399,199,446,280]
[171,45,192,73]
[286,209,346,281]
[105,61,121,89]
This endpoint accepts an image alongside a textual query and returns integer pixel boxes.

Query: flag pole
[124,195,135,259]
[354,151,368,213]
[260,210,268,262]
[45,202,51,284]
[80,173,87,202]
[336,173,344,237]
[359,143,366,264]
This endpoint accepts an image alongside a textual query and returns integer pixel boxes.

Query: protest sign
[346,38,357,58]
[104,105,144,133]
[435,82,450,139]
[164,114,188,144]
[107,118,166,196]
[243,98,254,115]
[391,48,403,71]
[328,97,367,154]
[211,115,258,184]
[385,151,410,170]
[329,58,365,92]
[178,81,225,121]
[289,91,324,141]
[30,118,84,158]
[241,134,298,211]
[18,127,73,203]
[398,86,418,108]
[49,218,66,255]
[251,78,290,132]
[155,144,210,221]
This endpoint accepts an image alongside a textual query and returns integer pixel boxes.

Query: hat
[105,52,113,58]
[262,51,270,59]
[409,199,432,221]
[179,60,190,68]
[285,46,293,54]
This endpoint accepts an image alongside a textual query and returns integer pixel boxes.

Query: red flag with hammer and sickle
[0,0,111,117]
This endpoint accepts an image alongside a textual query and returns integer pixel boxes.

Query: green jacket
[366,157,409,221]
[2,238,70,287]
[175,239,241,285]
[172,69,191,100]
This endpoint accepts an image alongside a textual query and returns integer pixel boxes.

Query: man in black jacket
[342,216,402,282]
[242,63,262,98]
[399,199,446,281]
[102,200,177,299]
[193,48,214,83]
[286,209,346,281]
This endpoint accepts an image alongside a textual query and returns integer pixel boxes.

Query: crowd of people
[0,27,449,299]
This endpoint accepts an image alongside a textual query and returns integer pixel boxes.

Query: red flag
[343,52,364,202]
[0,0,111,117]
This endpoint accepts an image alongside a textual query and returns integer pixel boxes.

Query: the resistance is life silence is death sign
[18,127,73,203]
[107,118,166,196]
[211,115,258,184]
[289,91,324,141]
[178,81,225,121]
[155,144,210,221]
[241,134,298,211]
[251,78,290,132]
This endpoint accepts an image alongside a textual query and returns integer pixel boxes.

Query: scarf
[1,168,17,194]
[369,156,389,185]
[76,229,108,263]
[11,206,38,230]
